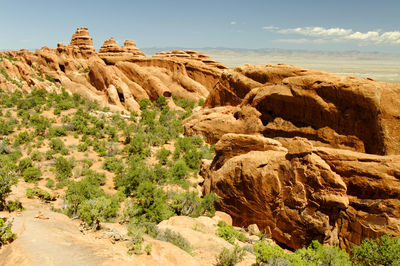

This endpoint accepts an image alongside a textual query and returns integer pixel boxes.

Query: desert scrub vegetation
[215,245,246,266]
[0,89,218,251]
[216,221,247,245]
[0,218,16,247]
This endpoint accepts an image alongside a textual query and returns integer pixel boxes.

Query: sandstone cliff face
[0,28,225,113]
[187,64,400,155]
[184,63,400,250]
[201,134,400,250]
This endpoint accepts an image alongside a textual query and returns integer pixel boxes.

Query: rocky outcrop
[187,64,400,155]
[0,28,226,112]
[69,27,96,57]
[200,134,400,250]
[98,38,145,64]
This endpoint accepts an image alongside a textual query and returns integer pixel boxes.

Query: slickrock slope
[0,28,225,113]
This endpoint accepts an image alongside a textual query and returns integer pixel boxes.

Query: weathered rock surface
[200,133,400,250]
[186,64,400,155]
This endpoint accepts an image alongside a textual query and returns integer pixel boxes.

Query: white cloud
[230,21,237,25]
[263,25,279,30]
[278,27,352,37]
[262,25,400,45]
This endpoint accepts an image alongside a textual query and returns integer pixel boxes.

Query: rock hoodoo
[69,27,96,57]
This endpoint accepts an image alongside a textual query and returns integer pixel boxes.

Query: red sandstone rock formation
[200,134,400,250]
[69,27,96,57]
[0,28,225,113]
[186,64,400,155]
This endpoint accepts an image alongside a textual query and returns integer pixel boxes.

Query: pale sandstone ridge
[0,27,225,113]
[153,50,227,70]
[200,134,400,250]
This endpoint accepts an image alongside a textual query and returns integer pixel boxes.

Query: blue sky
[1,0,399,53]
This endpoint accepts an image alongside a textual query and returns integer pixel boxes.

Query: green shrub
[45,150,55,160]
[145,243,152,255]
[254,240,292,265]
[13,131,32,146]
[0,218,16,247]
[55,156,74,180]
[45,178,55,189]
[49,138,65,153]
[0,162,18,210]
[171,191,218,218]
[92,140,107,157]
[161,229,193,255]
[127,224,145,255]
[77,196,120,229]
[123,181,173,224]
[6,200,23,212]
[170,159,189,180]
[217,221,247,245]
[18,157,33,172]
[82,169,106,186]
[102,157,124,174]
[295,240,351,266]
[254,239,351,266]
[157,96,168,109]
[23,167,42,182]
[216,245,246,266]
[63,178,105,216]
[156,148,171,165]
[30,150,43,161]
[77,143,88,152]
[48,126,67,138]
[139,98,152,111]
[113,160,153,195]
[0,119,15,135]
[25,187,54,201]
[351,235,400,265]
